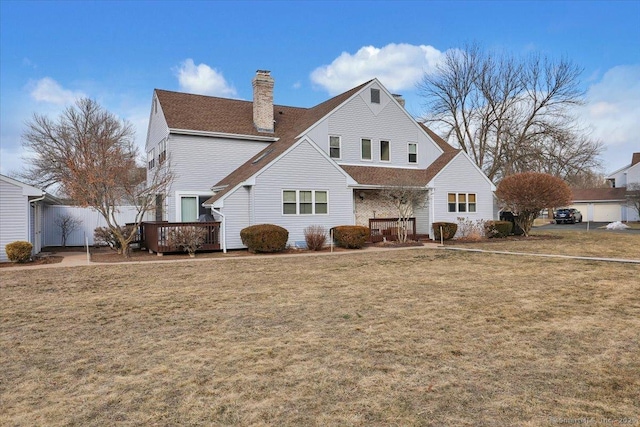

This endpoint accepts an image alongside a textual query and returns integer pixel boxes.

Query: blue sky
[1,0,639,177]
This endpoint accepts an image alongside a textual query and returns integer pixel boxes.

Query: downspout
[213,208,227,253]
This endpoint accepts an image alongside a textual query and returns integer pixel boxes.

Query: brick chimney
[252,70,274,133]
[392,94,405,108]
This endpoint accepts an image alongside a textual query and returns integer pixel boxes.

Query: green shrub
[332,225,369,249]
[5,241,33,263]
[432,222,458,240]
[240,224,288,253]
[484,220,513,238]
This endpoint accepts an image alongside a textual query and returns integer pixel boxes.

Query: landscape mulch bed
[0,256,63,269]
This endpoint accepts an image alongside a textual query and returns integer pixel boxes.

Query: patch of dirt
[443,234,562,245]
[372,241,424,248]
[89,244,355,263]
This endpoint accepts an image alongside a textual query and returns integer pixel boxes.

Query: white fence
[43,205,139,247]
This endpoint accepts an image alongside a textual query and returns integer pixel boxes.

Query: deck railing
[368,217,417,242]
[141,221,221,254]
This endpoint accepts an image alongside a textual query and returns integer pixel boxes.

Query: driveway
[535,221,640,234]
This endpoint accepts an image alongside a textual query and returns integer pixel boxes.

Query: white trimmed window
[148,148,156,170]
[282,190,328,215]
[361,138,372,161]
[158,138,167,164]
[448,193,477,213]
[408,142,417,164]
[329,136,341,159]
[380,140,390,161]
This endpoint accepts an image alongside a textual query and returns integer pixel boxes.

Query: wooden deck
[368,218,417,242]
[140,221,221,254]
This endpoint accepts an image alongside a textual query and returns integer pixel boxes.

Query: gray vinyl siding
[431,154,496,228]
[220,140,354,249]
[414,202,430,234]
[221,186,251,250]
[146,93,170,151]
[308,82,442,169]
[166,134,270,221]
[0,179,30,262]
[627,163,640,186]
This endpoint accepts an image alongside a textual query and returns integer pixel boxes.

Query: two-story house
[145,70,496,250]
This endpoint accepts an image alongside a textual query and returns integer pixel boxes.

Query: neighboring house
[570,152,640,222]
[0,174,59,262]
[145,70,496,250]
[606,152,640,189]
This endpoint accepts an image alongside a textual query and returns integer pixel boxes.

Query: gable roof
[155,89,306,138]
[341,150,460,187]
[571,187,627,202]
[418,123,457,154]
[202,81,372,205]
[159,80,462,205]
[0,174,45,197]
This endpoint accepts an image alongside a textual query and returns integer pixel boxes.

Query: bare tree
[496,172,572,236]
[418,43,603,181]
[54,214,82,247]
[380,186,427,243]
[626,183,640,221]
[21,98,173,257]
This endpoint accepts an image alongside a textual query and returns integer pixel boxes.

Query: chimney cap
[256,69,271,75]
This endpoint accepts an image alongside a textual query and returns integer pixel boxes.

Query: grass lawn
[1,235,639,425]
[451,229,640,261]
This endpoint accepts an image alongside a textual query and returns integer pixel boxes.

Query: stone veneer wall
[353,190,398,227]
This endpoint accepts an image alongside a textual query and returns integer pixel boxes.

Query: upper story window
[148,148,156,170]
[408,142,417,164]
[361,138,372,161]
[380,140,390,162]
[371,88,380,104]
[158,138,167,164]
[329,136,341,159]
[283,190,328,215]
[448,193,477,213]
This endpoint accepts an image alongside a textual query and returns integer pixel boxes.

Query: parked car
[554,208,583,224]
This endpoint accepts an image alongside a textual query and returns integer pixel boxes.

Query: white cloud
[580,65,640,146]
[29,77,85,105]
[578,65,640,171]
[310,43,445,95]
[175,59,237,97]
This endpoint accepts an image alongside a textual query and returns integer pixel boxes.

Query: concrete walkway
[443,247,640,264]
[2,242,638,271]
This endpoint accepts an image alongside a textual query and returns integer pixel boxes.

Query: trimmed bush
[332,225,369,249]
[304,225,327,251]
[5,241,33,263]
[484,220,513,238]
[240,224,288,253]
[432,222,458,241]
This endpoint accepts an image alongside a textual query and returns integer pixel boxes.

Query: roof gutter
[169,128,279,142]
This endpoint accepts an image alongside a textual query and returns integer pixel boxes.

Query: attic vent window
[252,148,274,164]
[371,88,380,104]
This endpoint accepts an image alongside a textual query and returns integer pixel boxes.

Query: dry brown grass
[452,230,640,260]
[1,248,639,426]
